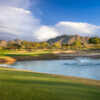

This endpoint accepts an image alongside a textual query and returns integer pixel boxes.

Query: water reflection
[4,58,100,80]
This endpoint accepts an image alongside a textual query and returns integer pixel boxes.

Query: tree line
[0,36,100,50]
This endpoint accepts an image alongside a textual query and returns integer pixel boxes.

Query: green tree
[39,42,49,49]
[89,37,100,44]
[72,40,82,49]
[7,43,21,49]
[52,41,62,49]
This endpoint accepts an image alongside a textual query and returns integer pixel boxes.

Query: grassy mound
[0,67,100,100]
[0,56,16,64]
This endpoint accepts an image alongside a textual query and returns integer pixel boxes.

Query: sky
[0,0,100,41]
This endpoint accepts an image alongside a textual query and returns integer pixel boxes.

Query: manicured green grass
[0,50,52,62]
[0,67,100,100]
[0,49,51,57]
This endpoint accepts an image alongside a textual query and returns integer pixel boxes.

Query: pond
[2,57,100,80]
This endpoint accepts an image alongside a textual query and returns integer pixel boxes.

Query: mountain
[47,35,89,45]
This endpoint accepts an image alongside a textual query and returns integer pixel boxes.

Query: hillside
[47,35,89,45]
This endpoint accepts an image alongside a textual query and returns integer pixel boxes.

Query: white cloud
[0,0,32,8]
[55,21,100,36]
[0,0,40,40]
[0,0,100,41]
[34,26,58,41]
[34,21,100,41]
[13,7,31,14]
[0,6,39,35]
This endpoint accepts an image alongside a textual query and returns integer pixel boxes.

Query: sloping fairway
[0,67,100,100]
